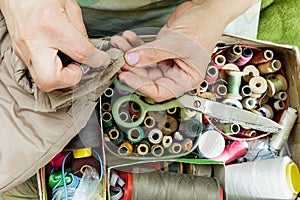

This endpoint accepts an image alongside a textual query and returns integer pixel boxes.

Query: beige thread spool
[148,128,163,144]
[259,94,270,105]
[143,116,156,129]
[258,60,282,75]
[151,144,164,157]
[108,128,120,141]
[214,54,226,68]
[274,91,288,101]
[242,65,260,82]
[167,107,177,115]
[198,92,216,101]
[273,100,286,111]
[101,102,112,112]
[162,135,173,148]
[249,49,274,64]
[242,97,257,110]
[169,143,182,154]
[249,76,268,96]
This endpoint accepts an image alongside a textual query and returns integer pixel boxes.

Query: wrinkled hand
[111,0,259,102]
[0,0,111,91]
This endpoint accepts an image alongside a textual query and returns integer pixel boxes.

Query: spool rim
[286,162,300,194]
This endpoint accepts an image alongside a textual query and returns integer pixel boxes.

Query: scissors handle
[112,94,181,128]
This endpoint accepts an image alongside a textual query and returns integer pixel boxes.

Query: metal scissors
[111,93,282,133]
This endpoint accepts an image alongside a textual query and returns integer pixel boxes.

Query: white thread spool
[222,98,243,109]
[226,156,300,200]
[148,128,163,144]
[197,130,225,158]
[249,76,268,94]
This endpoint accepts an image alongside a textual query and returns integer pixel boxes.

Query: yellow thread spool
[286,162,300,194]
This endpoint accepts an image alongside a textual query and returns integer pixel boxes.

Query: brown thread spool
[249,49,274,64]
[225,45,242,62]
[259,94,270,105]
[161,116,178,135]
[258,60,281,75]
[101,102,112,112]
[242,65,260,82]
[249,76,268,95]
[257,104,274,119]
[266,74,288,97]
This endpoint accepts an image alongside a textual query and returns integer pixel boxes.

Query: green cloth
[258,0,300,49]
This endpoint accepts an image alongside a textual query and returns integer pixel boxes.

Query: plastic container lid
[286,162,300,194]
[72,148,92,159]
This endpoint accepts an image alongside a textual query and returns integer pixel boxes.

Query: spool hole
[103,112,111,121]
[119,112,128,121]
[154,147,163,155]
[131,102,141,112]
[243,48,252,57]
[130,129,140,139]
[152,133,159,140]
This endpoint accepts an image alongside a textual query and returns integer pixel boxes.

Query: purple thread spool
[235,47,253,67]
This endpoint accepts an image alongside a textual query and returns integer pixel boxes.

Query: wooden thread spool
[148,128,163,144]
[213,54,226,69]
[102,111,113,128]
[226,70,243,100]
[273,100,286,111]
[242,65,260,82]
[151,144,164,157]
[169,143,182,154]
[225,45,242,63]
[259,94,270,105]
[249,49,274,64]
[267,74,288,97]
[162,135,173,148]
[101,102,112,112]
[257,104,274,119]
[249,76,268,95]
[242,97,257,110]
[274,91,288,101]
[240,85,252,97]
[235,47,253,66]
[118,141,134,156]
[137,140,151,156]
[220,63,239,80]
[205,65,219,84]
[143,116,156,129]
[198,80,209,93]
[258,60,281,75]
[167,107,177,115]
[161,116,178,135]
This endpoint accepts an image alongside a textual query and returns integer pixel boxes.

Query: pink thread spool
[209,141,247,164]
[205,65,219,84]
[235,47,253,66]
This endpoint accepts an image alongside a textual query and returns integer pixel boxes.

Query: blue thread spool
[226,70,243,100]
[235,47,253,66]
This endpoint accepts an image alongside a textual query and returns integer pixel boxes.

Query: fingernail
[126,52,139,65]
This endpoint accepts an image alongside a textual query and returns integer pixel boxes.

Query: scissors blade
[179,95,282,133]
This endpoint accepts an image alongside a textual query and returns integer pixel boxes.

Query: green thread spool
[222,123,240,135]
[107,127,124,146]
[226,71,243,100]
[102,111,113,128]
[267,74,288,97]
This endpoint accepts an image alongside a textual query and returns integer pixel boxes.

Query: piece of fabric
[0,11,125,192]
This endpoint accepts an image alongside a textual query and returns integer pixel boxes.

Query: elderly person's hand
[0,0,111,92]
[111,0,260,102]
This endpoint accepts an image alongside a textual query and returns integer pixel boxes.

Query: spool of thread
[129,101,141,117]
[118,141,134,156]
[136,140,151,156]
[179,118,202,137]
[210,141,247,164]
[181,138,193,151]
[151,144,164,157]
[257,104,274,119]
[212,84,228,99]
[274,91,288,101]
[166,107,177,115]
[235,47,253,66]
[104,87,114,98]
[273,100,286,111]
[198,80,209,93]
[213,54,226,69]
[164,162,184,174]
[148,111,167,130]
[222,123,240,135]
[225,44,242,62]
[131,170,221,200]
[259,94,270,105]
[226,156,300,200]
[240,129,257,137]
[180,108,197,121]
[101,102,112,112]
[102,111,113,128]
[118,109,130,123]
[148,128,163,144]
[49,151,70,168]
[161,116,178,135]
[249,49,274,64]
[226,70,243,100]
[188,88,198,96]
[242,65,260,82]
[242,97,257,110]
[127,126,144,144]
[143,116,156,129]
[71,156,100,177]
[108,127,124,146]
[169,142,182,154]
[220,63,239,80]
[258,59,281,75]
[205,65,219,84]
[173,131,184,141]
[198,92,216,101]
[197,130,225,158]
[186,163,213,177]
[222,98,243,109]
[240,85,252,97]
[266,74,288,97]
[162,135,173,148]
[131,114,139,122]
[270,107,297,152]
[249,76,268,95]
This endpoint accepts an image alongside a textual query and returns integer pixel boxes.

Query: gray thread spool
[131,171,220,200]
[270,107,298,152]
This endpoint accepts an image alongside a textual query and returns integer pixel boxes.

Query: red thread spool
[119,172,133,200]
[49,151,69,168]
